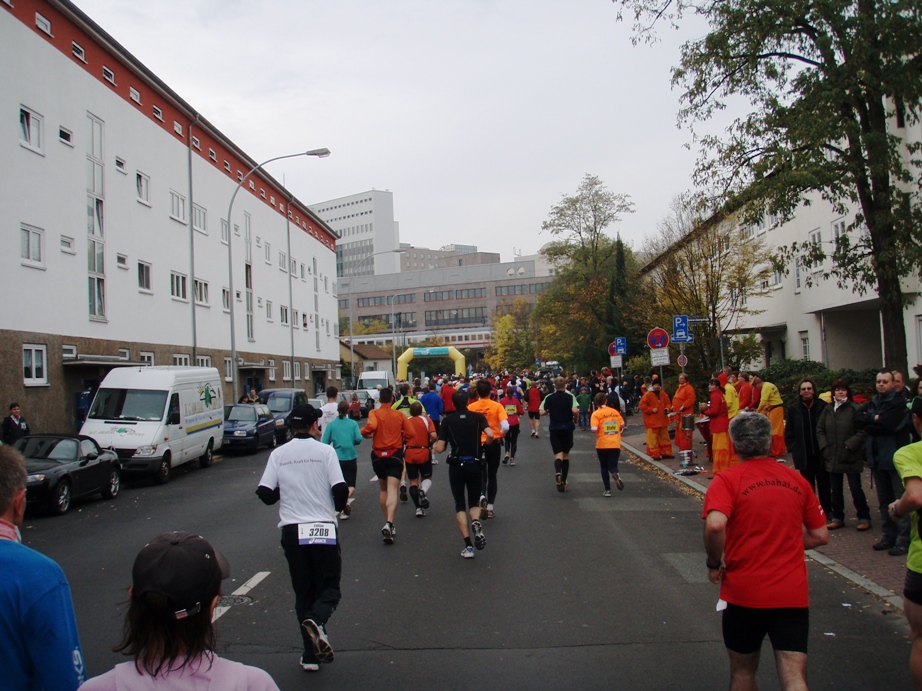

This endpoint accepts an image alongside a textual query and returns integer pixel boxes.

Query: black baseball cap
[132,532,230,620]
[291,403,322,427]
[912,396,922,418]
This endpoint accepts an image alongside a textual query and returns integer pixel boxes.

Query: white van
[80,366,224,484]
[357,370,396,402]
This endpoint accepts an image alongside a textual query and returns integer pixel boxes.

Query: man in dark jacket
[1,404,30,446]
[855,369,913,555]
[784,378,830,519]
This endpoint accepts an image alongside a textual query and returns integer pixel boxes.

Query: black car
[223,404,277,453]
[257,388,309,442]
[16,435,121,515]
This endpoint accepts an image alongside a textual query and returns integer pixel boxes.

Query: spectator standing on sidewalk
[816,379,871,531]
[737,373,754,411]
[576,387,593,431]
[753,376,787,458]
[81,532,279,689]
[257,404,347,672]
[887,397,922,688]
[855,369,913,555]
[700,378,732,478]
[703,412,829,691]
[2,403,30,446]
[639,379,673,460]
[0,446,85,690]
[785,377,832,519]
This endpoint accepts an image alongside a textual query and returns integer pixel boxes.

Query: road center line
[212,570,271,621]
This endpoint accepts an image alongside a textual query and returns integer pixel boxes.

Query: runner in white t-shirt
[257,404,347,673]
[319,386,340,432]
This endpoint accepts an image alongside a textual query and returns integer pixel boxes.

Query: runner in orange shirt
[591,393,627,496]
[404,403,437,518]
[468,379,508,519]
[361,387,409,544]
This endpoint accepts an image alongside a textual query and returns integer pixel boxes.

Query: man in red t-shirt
[703,412,828,690]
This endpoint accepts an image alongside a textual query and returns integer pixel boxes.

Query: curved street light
[226,148,330,401]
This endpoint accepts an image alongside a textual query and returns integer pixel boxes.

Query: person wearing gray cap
[81,531,278,689]
[257,403,348,672]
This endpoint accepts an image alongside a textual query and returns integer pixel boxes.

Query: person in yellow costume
[753,375,787,458]
[671,374,697,452]
[724,380,740,420]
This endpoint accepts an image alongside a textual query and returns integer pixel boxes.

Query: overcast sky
[74,0,711,260]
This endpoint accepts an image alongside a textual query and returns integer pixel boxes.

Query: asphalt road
[23,429,914,690]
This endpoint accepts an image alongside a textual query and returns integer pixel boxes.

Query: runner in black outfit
[433,390,494,559]
[540,376,579,492]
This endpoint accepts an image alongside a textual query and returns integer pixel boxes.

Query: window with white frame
[279,250,287,271]
[265,242,271,263]
[293,309,299,328]
[35,12,52,35]
[294,361,301,380]
[222,288,230,311]
[283,361,291,381]
[20,224,43,268]
[224,357,233,381]
[129,86,141,104]
[195,355,211,368]
[152,105,163,121]
[102,66,116,85]
[799,331,810,360]
[115,157,126,174]
[173,354,191,366]
[794,257,802,293]
[72,42,87,62]
[302,313,309,329]
[116,253,128,269]
[60,235,75,254]
[170,272,188,300]
[221,219,228,244]
[140,352,154,365]
[138,261,152,292]
[832,218,847,245]
[169,190,186,222]
[136,172,150,204]
[280,305,289,325]
[20,106,43,153]
[290,257,297,275]
[192,204,206,233]
[266,300,273,321]
[268,359,276,381]
[23,344,47,386]
[193,279,209,305]
[59,127,73,145]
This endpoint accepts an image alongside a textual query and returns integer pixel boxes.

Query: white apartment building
[310,190,401,277]
[2,0,340,432]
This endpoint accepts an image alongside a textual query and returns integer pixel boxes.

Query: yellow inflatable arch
[397,346,465,381]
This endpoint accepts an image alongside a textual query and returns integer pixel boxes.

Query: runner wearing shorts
[540,377,578,492]
[361,388,409,544]
[404,402,437,517]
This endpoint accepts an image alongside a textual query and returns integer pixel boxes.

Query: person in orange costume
[671,374,697,452]
[700,378,736,477]
[737,372,753,411]
[640,380,673,460]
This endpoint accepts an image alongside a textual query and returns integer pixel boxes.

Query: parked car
[222,404,277,453]
[256,388,309,442]
[339,390,372,419]
[15,435,121,515]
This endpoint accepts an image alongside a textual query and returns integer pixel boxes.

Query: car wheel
[285,427,292,442]
[199,440,214,469]
[153,454,171,485]
[101,467,121,499]
[50,480,72,515]
[268,431,278,448]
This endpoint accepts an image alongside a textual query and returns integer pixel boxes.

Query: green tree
[642,194,772,379]
[615,0,922,374]
[486,299,537,371]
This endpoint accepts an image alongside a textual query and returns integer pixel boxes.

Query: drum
[681,414,696,431]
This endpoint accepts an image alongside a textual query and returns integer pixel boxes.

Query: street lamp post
[226,148,330,402]
[345,249,405,387]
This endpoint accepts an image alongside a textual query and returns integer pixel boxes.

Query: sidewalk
[617,418,905,611]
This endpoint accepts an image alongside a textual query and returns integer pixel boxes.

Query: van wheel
[199,441,214,469]
[153,454,171,485]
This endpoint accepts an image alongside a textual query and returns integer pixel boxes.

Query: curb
[621,441,904,612]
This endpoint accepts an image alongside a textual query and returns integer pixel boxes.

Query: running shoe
[301,618,334,663]
[432,458,439,465]
[471,520,486,550]
[486,509,495,519]
[510,459,516,466]
[299,655,320,672]
[337,511,349,521]
[555,473,564,492]
[419,489,430,509]
[502,454,509,465]
[342,502,352,516]
[614,473,624,491]
[461,546,475,559]
[399,484,408,502]
[415,507,425,518]
[480,495,488,513]
[563,481,569,492]
[603,490,612,497]
[382,522,394,544]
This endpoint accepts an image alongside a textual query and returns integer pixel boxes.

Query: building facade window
[169,190,186,222]
[192,203,206,233]
[222,288,231,311]
[293,361,301,380]
[280,305,289,325]
[23,344,47,386]
[268,359,276,381]
[138,261,152,292]
[800,331,810,360]
[195,355,211,368]
[140,352,155,365]
[20,224,43,268]
[20,106,43,153]
[170,272,188,300]
[193,279,209,305]
[87,113,106,319]
[173,354,191,366]
[224,357,233,381]
[283,360,291,381]
[136,172,150,204]
[221,219,229,244]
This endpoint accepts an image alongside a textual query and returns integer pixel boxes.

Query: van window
[89,388,168,421]
[167,394,181,424]
[359,377,389,389]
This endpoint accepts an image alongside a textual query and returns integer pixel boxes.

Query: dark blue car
[222,404,277,453]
